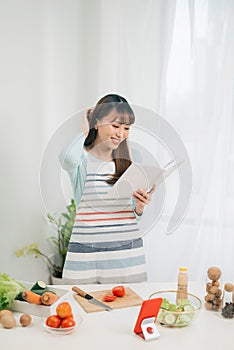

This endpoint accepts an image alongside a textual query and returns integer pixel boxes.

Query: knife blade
[72,286,112,312]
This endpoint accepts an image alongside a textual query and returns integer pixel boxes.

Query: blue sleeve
[59,133,86,172]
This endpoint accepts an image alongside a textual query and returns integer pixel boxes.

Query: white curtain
[145,0,234,282]
[173,0,234,281]
[1,0,233,283]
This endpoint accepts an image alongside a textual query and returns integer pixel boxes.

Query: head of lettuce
[0,273,25,310]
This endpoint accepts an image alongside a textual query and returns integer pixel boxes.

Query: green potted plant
[15,199,76,283]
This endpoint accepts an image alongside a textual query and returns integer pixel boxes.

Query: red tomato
[103,294,117,302]
[46,315,62,328]
[56,302,72,319]
[61,316,76,328]
[112,285,125,297]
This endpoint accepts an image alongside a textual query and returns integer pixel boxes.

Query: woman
[59,94,155,283]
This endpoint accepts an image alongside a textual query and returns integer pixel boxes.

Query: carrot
[22,290,42,304]
[41,292,60,305]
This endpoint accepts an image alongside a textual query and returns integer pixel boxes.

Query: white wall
[0,0,109,282]
[0,1,47,281]
[0,0,84,282]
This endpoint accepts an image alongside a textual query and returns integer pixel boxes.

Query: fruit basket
[149,290,202,327]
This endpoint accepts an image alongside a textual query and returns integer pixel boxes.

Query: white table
[1,282,233,350]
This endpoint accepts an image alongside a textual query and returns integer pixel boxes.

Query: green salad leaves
[158,297,195,326]
[160,297,193,311]
[0,273,25,310]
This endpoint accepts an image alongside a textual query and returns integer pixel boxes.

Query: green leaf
[0,273,26,310]
[161,298,170,310]
[15,249,25,258]
[62,213,70,220]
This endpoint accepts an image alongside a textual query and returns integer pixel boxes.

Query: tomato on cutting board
[103,294,117,302]
[112,285,125,297]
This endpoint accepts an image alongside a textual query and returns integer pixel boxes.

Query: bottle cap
[179,267,187,272]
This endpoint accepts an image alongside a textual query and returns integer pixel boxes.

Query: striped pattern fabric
[62,154,147,284]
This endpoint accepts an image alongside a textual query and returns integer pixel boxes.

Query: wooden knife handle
[72,286,91,299]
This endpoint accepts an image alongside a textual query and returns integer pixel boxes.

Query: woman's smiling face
[94,109,131,150]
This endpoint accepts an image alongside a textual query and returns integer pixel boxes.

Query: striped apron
[62,154,147,284]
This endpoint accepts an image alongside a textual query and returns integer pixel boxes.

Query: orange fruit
[56,302,72,319]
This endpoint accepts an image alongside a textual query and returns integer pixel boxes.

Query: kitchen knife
[72,286,112,312]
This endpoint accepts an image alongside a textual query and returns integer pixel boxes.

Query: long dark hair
[84,94,135,185]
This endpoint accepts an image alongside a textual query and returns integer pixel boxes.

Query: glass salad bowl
[149,290,202,327]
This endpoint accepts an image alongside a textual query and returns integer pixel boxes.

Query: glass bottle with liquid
[176,267,188,304]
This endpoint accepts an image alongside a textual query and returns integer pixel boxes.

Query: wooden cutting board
[73,287,143,313]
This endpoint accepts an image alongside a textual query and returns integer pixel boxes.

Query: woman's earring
[95,125,98,130]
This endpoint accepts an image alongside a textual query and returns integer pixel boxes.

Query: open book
[107,159,184,198]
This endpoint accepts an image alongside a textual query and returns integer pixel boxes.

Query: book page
[107,160,184,198]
